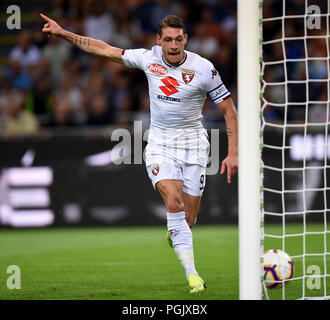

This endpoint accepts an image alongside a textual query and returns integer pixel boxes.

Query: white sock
[176,248,198,280]
[167,211,198,280]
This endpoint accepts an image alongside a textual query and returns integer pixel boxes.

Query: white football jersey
[122,45,231,165]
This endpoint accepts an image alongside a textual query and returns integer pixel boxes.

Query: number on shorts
[200,174,205,190]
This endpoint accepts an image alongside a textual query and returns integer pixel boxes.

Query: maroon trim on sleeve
[122,50,125,55]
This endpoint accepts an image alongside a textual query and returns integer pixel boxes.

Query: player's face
[156,27,187,66]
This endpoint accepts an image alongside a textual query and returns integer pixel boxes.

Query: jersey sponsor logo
[151,164,159,176]
[157,95,181,102]
[159,77,180,96]
[148,63,168,75]
[182,69,195,84]
[211,69,218,79]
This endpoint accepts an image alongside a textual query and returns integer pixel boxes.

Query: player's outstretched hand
[221,154,238,184]
[40,13,63,38]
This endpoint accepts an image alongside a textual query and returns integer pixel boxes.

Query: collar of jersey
[162,52,187,68]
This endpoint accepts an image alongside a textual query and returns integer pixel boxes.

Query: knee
[156,180,184,213]
[166,194,184,213]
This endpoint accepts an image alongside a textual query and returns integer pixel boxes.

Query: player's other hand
[221,154,238,184]
[40,13,62,38]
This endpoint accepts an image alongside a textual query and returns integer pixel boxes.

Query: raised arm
[216,97,238,184]
[40,13,124,64]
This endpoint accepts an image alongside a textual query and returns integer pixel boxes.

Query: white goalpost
[238,0,262,300]
[239,0,330,300]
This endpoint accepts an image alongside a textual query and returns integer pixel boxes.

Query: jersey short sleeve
[201,60,231,104]
[122,48,150,70]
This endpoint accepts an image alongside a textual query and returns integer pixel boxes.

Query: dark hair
[158,15,186,37]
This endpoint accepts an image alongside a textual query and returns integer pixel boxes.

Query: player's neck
[163,52,187,67]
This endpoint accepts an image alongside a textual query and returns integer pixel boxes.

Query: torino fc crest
[151,164,159,176]
[182,69,195,84]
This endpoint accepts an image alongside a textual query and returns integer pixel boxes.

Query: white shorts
[146,157,206,197]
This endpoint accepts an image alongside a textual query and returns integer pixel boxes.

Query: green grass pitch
[0,224,329,300]
[0,225,238,300]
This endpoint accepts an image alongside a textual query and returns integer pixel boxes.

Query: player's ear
[156,33,161,45]
[184,33,188,44]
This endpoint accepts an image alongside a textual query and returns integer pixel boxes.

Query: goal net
[260,0,330,299]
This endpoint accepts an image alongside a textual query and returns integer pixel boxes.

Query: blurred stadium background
[0,0,238,228]
[0,0,326,228]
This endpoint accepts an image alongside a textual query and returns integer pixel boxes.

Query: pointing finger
[40,13,51,22]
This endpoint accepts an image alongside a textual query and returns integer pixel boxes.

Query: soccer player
[40,13,238,294]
